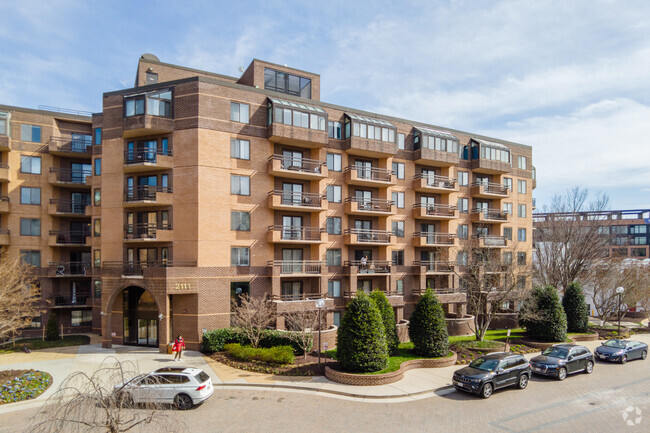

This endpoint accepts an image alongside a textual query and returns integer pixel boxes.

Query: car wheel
[174,393,193,410]
[584,361,594,374]
[480,383,493,399]
[642,350,647,360]
[621,355,627,364]
[557,367,567,381]
[517,374,528,389]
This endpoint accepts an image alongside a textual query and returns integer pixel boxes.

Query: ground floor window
[30,315,42,328]
[71,310,92,327]
[333,311,341,327]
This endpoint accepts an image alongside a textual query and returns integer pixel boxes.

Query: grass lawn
[0,335,90,354]
[448,328,526,344]
[453,340,504,349]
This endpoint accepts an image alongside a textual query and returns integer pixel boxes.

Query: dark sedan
[453,352,531,398]
[594,339,648,364]
[529,344,594,380]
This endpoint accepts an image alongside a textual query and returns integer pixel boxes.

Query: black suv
[452,352,531,398]
[529,344,594,380]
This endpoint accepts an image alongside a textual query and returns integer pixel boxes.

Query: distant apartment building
[1,54,535,351]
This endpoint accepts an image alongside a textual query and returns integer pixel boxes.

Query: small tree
[45,314,60,341]
[563,282,589,333]
[284,309,317,359]
[230,294,276,348]
[369,290,399,355]
[336,293,388,372]
[408,288,449,357]
[519,285,567,342]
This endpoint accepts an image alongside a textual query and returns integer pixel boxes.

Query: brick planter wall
[569,332,599,342]
[396,320,410,343]
[518,339,559,349]
[324,352,458,386]
[446,315,475,336]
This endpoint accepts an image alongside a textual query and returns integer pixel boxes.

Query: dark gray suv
[529,343,594,380]
[453,352,531,398]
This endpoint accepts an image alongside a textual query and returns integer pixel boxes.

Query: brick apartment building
[0,54,534,351]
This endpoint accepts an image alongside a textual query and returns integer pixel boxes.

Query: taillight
[196,385,206,391]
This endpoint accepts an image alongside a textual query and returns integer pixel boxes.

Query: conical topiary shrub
[519,285,567,342]
[45,313,59,341]
[370,290,400,355]
[336,292,388,372]
[408,288,449,357]
[563,282,590,333]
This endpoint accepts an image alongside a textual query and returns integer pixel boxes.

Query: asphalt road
[2,356,648,433]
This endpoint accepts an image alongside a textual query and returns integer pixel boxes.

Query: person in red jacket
[172,335,185,362]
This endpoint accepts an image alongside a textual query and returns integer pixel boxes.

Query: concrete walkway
[2,333,649,412]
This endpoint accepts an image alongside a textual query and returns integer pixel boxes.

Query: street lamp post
[315,298,325,370]
[615,287,625,337]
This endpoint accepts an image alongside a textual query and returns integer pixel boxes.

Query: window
[328,121,342,139]
[271,105,325,130]
[0,113,7,135]
[328,280,341,297]
[326,249,341,266]
[20,124,41,143]
[94,128,102,145]
[146,72,158,85]
[30,316,42,328]
[326,153,342,171]
[21,250,40,267]
[230,102,250,123]
[392,250,404,266]
[264,68,311,98]
[94,220,101,237]
[504,177,512,191]
[396,279,404,294]
[333,311,341,327]
[518,228,527,242]
[231,211,251,231]
[231,248,250,266]
[476,142,511,163]
[503,202,513,215]
[146,90,172,116]
[458,224,468,240]
[20,218,40,236]
[517,276,527,290]
[20,155,41,174]
[94,250,101,267]
[517,252,527,265]
[503,227,512,240]
[94,280,102,298]
[518,180,526,194]
[230,138,250,160]
[231,175,250,195]
[392,162,405,179]
[503,252,512,264]
[326,185,341,203]
[20,187,40,205]
[125,97,144,116]
[350,120,395,143]
[326,217,341,235]
[392,220,404,237]
[457,251,468,266]
[458,171,469,187]
[458,198,468,213]
[518,204,527,218]
[397,133,405,150]
[94,158,101,176]
[94,189,101,206]
[518,156,527,170]
[71,310,92,327]
[392,192,405,208]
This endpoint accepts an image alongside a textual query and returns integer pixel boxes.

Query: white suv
[115,367,214,410]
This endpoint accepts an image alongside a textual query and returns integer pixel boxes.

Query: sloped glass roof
[414,126,458,141]
[268,97,326,114]
[472,138,510,151]
[346,113,394,127]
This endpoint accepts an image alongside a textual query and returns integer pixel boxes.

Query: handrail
[38,105,93,116]
[49,198,90,214]
[268,155,325,173]
[474,234,507,246]
[471,208,509,220]
[49,230,90,244]
[345,260,391,273]
[268,225,323,241]
[413,174,457,188]
[413,232,456,244]
[48,136,92,153]
[345,196,393,212]
[48,261,91,275]
[344,228,392,243]
[269,190,324,207]
[344,165,393,182]
[124,223,173,238]
[0,196,9,202]
[413,203,457,217]
[268,260,324,275]
[124,185,173,201]
[471,180,509,194]
[49,167,92,184]
[271,292,328,302]
[124,148,172,164]
[0,228,10,234]
[413,261,456,272]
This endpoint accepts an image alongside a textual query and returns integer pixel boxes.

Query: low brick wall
[325,352,458,386]
[310,325,338,352]
[569,333,599,342]
[396,320,410,343]
[446,315,474,336]
[518,339,558,349]
[489,313,519,330]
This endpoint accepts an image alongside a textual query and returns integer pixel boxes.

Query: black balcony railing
[345,165,393,182]
[269,155,325,174]
[269,190,324,208]
[268,225,323,241]
[49,230,89,244]
[474,234,507,247]
[344,228,392,243]
[125,223,173,239]
[472,209,509,220]
[345,260,391,273]
[414,203,457,217]
[49,167,92,184]
[49,261,91,276]
[413,232,456,245]
[124,148,172,164]
[103,260,196,276]
[345,197,393,212]
[124,185,173,202]
[414,174,456,189]
[269,260,324,275]
[413,260,455,273]
[272,292,328,302]
[472,181,509,195]
[48,136,92,154]
[54,294,91,307]
[50,199,90,214]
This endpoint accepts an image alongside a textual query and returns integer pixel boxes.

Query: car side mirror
[568,355,574,361]
[496,368,504,373]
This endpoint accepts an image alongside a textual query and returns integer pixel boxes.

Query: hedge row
[201,328,307,354]
[224,343,295,365]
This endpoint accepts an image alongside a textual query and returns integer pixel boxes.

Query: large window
[472,140,510,163]
[458,224,468,240]
[392,250,404,265]
[0,112,8,135]
[94,128,102,145]
[231,248,250,266]
[518,180,527,194]
[518,228,527,242]
[94,158,101,176]
[231,211,251,231]
[264,68,311,98]
[230,102,250,123]
[347,114,395,142]
[416,131,459,154]
[326,217,341,235]
[71,310,92,327]
[518,156,527,170]
[20,155,41,174]
[517,252,527,265]
[231,175,250,195]
[326,185,341,203]
[392,220,404,237]
[397,133,405,150]
[518,204,527,218]
[458,171,469,187]
[20,218,41,236]
[269,99,325,131]
[392,162,405,179]
[230,138,250,160]
[20,187,41,205]
[458,198,468,213]
[328,280,341,298]
[125,90,172,117]
[20,124,41,143]
[326,249,341,266]
[328,121,342,139]
[21,250,40,267]
[326,153,342,171]
[392,192,405,209]
[503,202,513,215]
[503,227,513,240]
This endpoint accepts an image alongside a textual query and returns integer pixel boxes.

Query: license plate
[533,366,543,372]
[453,381,464,388]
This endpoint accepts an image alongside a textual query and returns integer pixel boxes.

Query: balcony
[344,197,394,216]
[412,174,457,193]
[267,123,328,148]
[346,260,391,274]
[123,115,174,138]
[49,199,90,218]
[343,136,397,158]
[484,263,508,273]
[344,229,393,245]
[268,226,324,244]
[0,196,9,213]
[470,181,509,199]
[344,166,394,187]
[268,190,325,212]
[414,148,459,166]
[272,294,334,313]
[124,149,173,173]
[53,294,92,308]
[124,223,173,242]
[474,234,508,248]
[471,158,512,174]
[471,209,510,223]
[124,186,173,207]
[48,261,91,278]
[414,261,456,274]
[48,230,91,247]
[413,232,456,247]
[48,137,92,159]
[413,203,457,220]
[0,164,9,182]
[0,135,10,151]
[103,260,195,277]
[269,260,324,276]
[48,168,92,188]
[267,155,327,180]
[0,228,9,245]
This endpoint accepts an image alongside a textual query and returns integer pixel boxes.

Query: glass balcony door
[421,223,436,244]
[282,150,302,170]
[282,248,303,274]
[355,190,372,209]
[355,160,372,179]
[282,183,303,206]
[282,216,302,240]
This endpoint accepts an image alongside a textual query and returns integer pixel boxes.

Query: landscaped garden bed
[0,369,52,404]
[210,351,329,376]
[449,330,540,364]
[0,335,90,354]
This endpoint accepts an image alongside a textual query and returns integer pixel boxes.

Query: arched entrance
[122,286,159,347]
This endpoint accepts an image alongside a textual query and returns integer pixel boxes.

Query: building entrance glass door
[137,319,158,346]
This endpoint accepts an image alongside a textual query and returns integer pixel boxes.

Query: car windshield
[469,358,500,371]
[195,372,210,383]
[602,340,627,349]
[542,347,569,359]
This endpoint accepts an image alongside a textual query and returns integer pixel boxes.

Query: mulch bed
[452,340,540,365]
[210,352,333,376]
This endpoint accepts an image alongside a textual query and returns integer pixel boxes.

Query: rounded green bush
[519,285,567,342]
[408,288,449,357]
[45,314,59,342]
[563,282,590,333]
[370,290,400,355]
[336,292,388,372]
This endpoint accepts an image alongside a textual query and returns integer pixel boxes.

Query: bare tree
[0,254,45,342]
[454,236,530,341]
[31,357,184,433]
[231,294,276,348]
[284,309,318,359]
[533,187,612,291]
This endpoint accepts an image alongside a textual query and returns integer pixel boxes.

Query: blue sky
[1,0,649,210]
